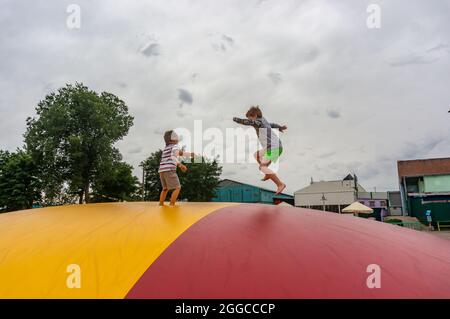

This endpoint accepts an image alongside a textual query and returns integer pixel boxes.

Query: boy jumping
[233,106,287,194]
[158,130,194,206]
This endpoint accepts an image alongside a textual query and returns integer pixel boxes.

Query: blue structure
[212,179,294,204]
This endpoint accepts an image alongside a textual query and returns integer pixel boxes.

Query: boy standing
[158,130,193,206]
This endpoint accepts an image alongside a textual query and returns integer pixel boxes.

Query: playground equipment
[0,202,449,298]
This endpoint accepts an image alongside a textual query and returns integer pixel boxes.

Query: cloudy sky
[1,0,449,194]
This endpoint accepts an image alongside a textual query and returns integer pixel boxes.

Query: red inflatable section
[126,204,450,299]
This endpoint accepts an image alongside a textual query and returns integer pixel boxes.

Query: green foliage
[24,83,134,204]
[141,150,222,202]
[91,157,139,202]
[385,219,403,224]
[178,157,223,202]
[0,150,41,212]
[141,150,163,201]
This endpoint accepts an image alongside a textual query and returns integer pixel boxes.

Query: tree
[24,83,134,204]
[141,150,222,202]
[141,150,163,201]
[91,154,139,202]
[0,150,41,212]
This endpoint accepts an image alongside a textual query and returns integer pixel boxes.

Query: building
[212,179,294,204]
[387,191,403,216]
[357,191,388,221]
[294,174,366,213]
[398,157,450,223]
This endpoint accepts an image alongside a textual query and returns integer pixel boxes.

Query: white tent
[342,202,373,215]
[277,201,293,207]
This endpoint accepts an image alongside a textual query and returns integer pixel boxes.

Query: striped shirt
[158,144,180,173]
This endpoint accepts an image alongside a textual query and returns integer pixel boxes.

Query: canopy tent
[276,201,293,207]
[341,202,373,215]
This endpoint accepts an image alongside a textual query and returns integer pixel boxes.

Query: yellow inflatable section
[0,202,235,298]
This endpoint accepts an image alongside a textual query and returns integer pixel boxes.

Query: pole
[141,163,145,201]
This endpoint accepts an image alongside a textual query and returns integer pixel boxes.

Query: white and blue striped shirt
[158,144,180,173]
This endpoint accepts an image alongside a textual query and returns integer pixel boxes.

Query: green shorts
[263,147,283,163]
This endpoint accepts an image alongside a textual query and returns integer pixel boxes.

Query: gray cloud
[427,43,449,53]
[141,43,160,57]
[212,43,227,52]
[302,47,320,64]
[326,109,341,119]
[389,42,449,67]
[389,55,438,67]
[153,128,164,135]
[222,35,234,46]
[267,72,282,85]
[210,34,235,52]
[358,166,381,181]
[1,0,450,195]
[191,73,199,81]
[128,147,142,154]
[399,137,443,160]
[256,0,270,6]
[176,109,190,118]
[318,150,336,159]
[178,88,193,106]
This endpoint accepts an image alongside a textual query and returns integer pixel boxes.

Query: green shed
[212,179,293,204]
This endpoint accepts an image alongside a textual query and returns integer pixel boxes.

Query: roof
[218,179,293,197]
[294,180,366,195]
[357,192,388,200]
[398,157,450,177]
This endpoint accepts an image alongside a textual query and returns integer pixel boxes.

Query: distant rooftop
[295,174,366,195]
[398,157,450,177]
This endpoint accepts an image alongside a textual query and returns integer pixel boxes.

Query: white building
[294,174,366,213]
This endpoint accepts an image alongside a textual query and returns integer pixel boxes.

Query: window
[326,205,340,213]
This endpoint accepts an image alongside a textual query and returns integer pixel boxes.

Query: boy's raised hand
[280,125,288,132]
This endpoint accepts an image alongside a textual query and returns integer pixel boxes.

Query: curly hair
[246,105,262,118]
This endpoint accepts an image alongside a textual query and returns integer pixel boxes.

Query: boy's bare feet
[261,174,271,181]
[275,183,286,195]
[159,202,165,206]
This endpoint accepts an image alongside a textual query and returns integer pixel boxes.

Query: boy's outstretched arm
[177,146,198,158]
[173,154,188,172]
[270,122,288,132]
[233,117,261,126]
[180,150,197,158]
[269,122,282,129]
